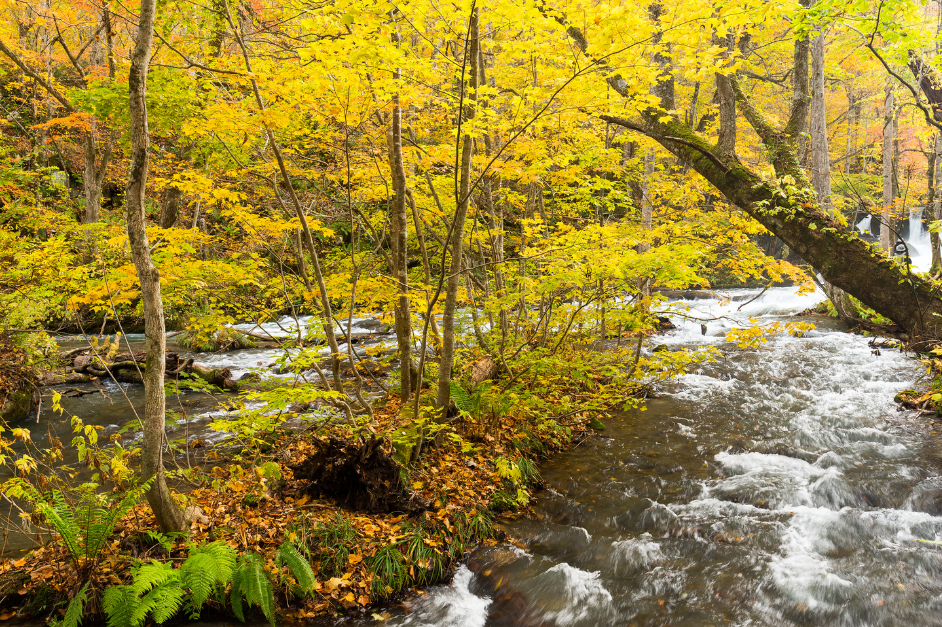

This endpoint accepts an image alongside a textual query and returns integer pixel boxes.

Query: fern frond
[229,565,245,622]
[52,582,88,627]
[276,542,315,594]
[130,560,175,595]
[102,586,138,627]
[234,553,275,626]
[37,493,80,559]
[141,577,184,624]
[450,382,474,415]
[90,480,151,559]
[181,541,236,616]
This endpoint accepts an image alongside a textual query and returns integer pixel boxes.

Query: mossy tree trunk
[558,18,942,346]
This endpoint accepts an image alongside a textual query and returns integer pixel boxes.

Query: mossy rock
[392,421,420,466]
[588,417,606,431]
[176,328,255,352]
[894,389,921,406]
[0,388,32,422]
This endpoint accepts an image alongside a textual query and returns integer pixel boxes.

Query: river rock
[0,386,34,422]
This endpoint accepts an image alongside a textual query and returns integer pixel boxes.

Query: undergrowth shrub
[8,479,152,577]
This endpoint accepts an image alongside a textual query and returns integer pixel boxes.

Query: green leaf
[276,542,316,595]
[52,583,89,627]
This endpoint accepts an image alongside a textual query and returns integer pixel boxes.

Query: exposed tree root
[291,436,430,514]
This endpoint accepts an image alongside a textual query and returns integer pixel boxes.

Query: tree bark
[83,129,107,223]
[638,151,655,297]
[158,183,182,228]
[387,83,413,400]
[810,30,851,318]
[881,86,895,252]
[810,31,832,216]
[436,8,478,414]
[715,34,736,157]
[126,0,185,532]
[931,133,942,272]
[793,0,812,167]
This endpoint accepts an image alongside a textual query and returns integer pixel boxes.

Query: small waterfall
[902,207,932,272]
[855,214,871,236]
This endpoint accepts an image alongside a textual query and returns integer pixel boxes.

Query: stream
[12,286,942,626]
[325,287,942,627]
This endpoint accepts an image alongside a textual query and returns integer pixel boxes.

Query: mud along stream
[12,288,942,626]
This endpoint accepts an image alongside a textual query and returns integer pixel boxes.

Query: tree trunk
[793,1,812,167]
[387,86,413,400]
[638,151,655,297]
[881,86,895,252]
[158,184,182,228]
[810,31,832,215]
[931,133,942,273]
[83,131,103,223]
[845,85,857,176]
[810,30,850,318]
[436,8,478,415]
[715,34,736,157]
[127,0,185,533]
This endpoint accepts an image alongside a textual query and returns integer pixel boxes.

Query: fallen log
[50,350,240,392]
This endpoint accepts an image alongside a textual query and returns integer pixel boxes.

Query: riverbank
[0,383,604,624]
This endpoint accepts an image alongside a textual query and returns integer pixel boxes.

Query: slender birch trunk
[810,31,832,215]
[127,0,185,532]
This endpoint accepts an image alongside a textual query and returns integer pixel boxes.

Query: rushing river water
[324,287,942,627]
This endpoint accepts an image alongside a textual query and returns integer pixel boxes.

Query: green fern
[97,545,275,627]
[28,480,152,569]
[37,490,80,559]
[51,582,88,627]
[229,552,275,626]
[180,541,236,617]
[276,542,315,595]
[102,586,137,627]
[450,382,475,415]
[102,560,184,627]
[229,561,246,623]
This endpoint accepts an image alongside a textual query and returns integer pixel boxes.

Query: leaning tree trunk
[127,0,185,532]
[555,14,942,346]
